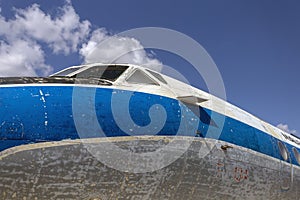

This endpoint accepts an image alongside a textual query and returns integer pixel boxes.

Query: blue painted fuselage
[0,85,299,167]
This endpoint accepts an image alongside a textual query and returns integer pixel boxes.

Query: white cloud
[0,1,162,76]
[0,1,90,76]
[0,39,51,76]
[277,123,298,136]
[80,28,163,72]
[5,3,90,54]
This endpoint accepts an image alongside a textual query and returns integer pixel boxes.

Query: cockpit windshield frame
[50,64,129,83]
[50,66,83,77]
[74,65,129,82]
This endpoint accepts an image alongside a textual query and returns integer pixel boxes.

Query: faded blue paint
[0,85,299,166]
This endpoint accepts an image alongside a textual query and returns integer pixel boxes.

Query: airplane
[0,63,299,199]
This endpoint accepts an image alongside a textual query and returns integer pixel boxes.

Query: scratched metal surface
[0,137,299,200]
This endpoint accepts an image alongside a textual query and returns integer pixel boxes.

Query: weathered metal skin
[0,136,299,199]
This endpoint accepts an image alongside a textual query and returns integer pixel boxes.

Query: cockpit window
[52,67,82,76]
[146,69,167,84]
[75,65,128,81]
[126,69,159,85]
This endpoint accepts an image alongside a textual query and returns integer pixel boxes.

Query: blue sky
[0,0,299,136]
